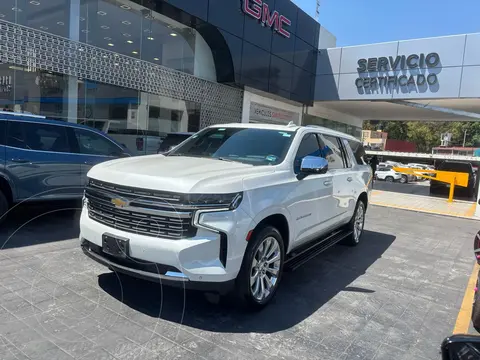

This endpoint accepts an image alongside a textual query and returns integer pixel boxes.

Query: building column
[64,0,80,123]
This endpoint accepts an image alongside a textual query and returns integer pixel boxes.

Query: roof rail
[0,111,46,119]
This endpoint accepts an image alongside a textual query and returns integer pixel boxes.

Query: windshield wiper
[216,157,241,163]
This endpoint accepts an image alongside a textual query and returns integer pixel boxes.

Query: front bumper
[80,239,234,293]
[79,201,254,286]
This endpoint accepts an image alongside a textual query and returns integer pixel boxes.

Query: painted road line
[453,262,479,334]
[466,202,477,217]
[371,201,477,220]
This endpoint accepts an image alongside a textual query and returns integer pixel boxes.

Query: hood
[87,155,275,193]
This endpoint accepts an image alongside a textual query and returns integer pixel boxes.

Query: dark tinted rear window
[438,162,472,173]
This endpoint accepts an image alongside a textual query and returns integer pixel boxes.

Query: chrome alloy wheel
[250,236,281,301]
[353,202,365,243]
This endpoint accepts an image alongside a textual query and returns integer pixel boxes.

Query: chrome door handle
[324,180,332,186]
[347,177,353,182]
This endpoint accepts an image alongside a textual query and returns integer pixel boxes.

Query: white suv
[80,123,372,309]
[375,168,402,182]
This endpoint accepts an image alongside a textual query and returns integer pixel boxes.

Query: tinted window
[74,128,122,157]
[7,121,26,149]
[169,128,295,166]
[321,135,345,170]
[294,133,321,174]
[348,139,367,165]
[8,121,72,153]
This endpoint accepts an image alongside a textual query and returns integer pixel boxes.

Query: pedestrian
[370,155,378,187]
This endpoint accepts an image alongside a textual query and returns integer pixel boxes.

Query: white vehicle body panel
[80,123,371,286]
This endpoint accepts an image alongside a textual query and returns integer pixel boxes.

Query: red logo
[242,0,291,38]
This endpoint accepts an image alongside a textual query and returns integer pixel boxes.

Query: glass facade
[0,0,243,155]
[303,114,363,139]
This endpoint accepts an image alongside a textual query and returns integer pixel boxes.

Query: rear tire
[0,190,9,225]
[399,175,407,184]
[343,200,366,246]
[386,176,394,183]
[235,225,285,311]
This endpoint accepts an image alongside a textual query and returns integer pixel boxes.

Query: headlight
[186,192,243,210]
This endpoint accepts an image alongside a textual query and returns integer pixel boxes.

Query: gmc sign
[242,0,292,38]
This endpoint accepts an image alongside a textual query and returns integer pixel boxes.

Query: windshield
[167,127,296,165]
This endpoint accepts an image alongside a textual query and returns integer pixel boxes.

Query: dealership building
[1,0,480,149]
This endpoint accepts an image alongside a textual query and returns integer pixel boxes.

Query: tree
[363,120,480,153]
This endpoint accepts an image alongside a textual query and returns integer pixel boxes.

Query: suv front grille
[85,179,197,239]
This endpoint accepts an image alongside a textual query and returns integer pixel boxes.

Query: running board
[284,229,353,271]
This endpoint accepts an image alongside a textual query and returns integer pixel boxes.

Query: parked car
[107,128,163,156]
[430,161,476,198]
[79,120,163,156]
[157,132,194,154]
[80,123,371,309]
[0,111,131,223]
[375,167,402,182]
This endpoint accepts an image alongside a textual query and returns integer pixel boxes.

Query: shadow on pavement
[0,200,81,249]
[98,230,395,333]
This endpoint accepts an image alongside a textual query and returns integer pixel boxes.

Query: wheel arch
[251,212,291,254]
[358,191,368,210]
[0,174,14,205]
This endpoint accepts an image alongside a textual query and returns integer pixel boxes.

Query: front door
[5,120,83,201]
[287,133,335,247]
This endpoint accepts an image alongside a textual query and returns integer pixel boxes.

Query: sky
[292,0,480,47]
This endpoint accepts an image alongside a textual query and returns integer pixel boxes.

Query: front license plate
[102,234,129,258]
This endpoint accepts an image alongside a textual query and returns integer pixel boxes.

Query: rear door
[319,134,355,224]
[71,127,126,186]
[5,120,83,201]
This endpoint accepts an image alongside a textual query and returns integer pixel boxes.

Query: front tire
[235,225,285,310]
[386,176,394,182]
[343,200,366,246]
[400,175,408,184]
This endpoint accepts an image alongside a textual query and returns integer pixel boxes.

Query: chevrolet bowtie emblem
[111,197,128,208]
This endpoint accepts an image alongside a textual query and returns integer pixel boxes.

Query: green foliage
[363,120,480,152]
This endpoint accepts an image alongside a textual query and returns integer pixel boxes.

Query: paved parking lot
[0,202,478,360]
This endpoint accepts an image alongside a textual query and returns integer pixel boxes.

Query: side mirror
[442,335,480,359]
[297,156,328,180]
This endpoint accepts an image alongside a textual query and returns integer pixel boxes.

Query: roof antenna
[287,121,295,127]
